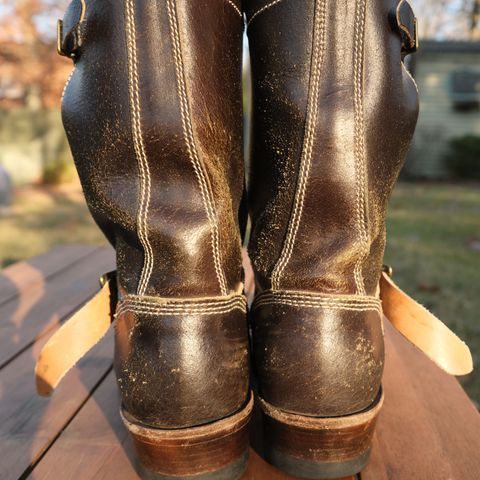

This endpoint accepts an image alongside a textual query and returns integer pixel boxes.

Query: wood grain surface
[0,246,478,480]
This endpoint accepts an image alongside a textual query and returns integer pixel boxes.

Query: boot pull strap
[380,268,473,376]
[391,0,418,58]
[57,0,87,59]
[35,271,117,397]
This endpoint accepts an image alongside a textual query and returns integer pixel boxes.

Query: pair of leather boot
[36,0,471,479]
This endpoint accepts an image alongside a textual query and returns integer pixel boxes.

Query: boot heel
[259,390,384,479]
[121,392,254,480]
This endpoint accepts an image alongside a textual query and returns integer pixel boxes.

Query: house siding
[406,44,480,178]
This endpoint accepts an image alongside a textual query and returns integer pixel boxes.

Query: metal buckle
[382,265,394,278]
[412,17,419,53]
[56,0,87,59]
[99,271,117,288]
[57,19,66,57]
[395,0,419,57]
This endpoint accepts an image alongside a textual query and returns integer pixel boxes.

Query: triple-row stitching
[247,0,284,27]
[118,299,246,312]
[166,0,228,296]
[253,299,381,313]
[122,295,247,309]
[255,291,381,306]
[119,304,247,314]
[224,0,242,17]
[125,0,154,296]
[270,0,327,291]
[116,306,246,317]
[353,0,369,296]
[119,300,247,312]
[117,301,247,317]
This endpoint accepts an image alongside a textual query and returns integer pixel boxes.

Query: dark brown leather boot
[59,0,251,478]
[245,0,419,477]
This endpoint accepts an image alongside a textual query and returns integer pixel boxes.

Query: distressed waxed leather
[115,298,248,427]
[252,296,384,416]
[61,0,248,428]
[34,267,473,400]
[246,0,419,416]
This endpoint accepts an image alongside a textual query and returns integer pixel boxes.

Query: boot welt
[121,391,254,480]
[259,389,384,479]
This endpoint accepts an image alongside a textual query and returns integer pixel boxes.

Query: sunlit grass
[0,184,105,267]
[385,182,480,406]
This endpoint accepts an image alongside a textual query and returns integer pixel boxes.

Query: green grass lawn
[384,182,480,406]
[1,182,479,405]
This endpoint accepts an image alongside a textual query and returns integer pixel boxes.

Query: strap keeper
[391,0,419,57]
[57,19,85,59]
[56,0,87,59]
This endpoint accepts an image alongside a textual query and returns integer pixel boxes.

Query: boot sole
[121,391,254,479]
[259,390,384,479]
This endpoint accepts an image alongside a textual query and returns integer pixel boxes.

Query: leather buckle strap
[380,266,473,376]
[57,0,86,58]
[35,271,117,396]
[392,0,418,57]
[34,267,472,397]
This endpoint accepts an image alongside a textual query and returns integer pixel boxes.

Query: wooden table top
[0,245,479,480]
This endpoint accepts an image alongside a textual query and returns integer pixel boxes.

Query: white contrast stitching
[253,288,382,312]
[117,303,247,316]
[403,63,419,95]
[253,298,381,314]
[224,0,242,17]
[61,66,76,101]
[352,0,369,296]
[254,301,381,312]
[117,300,247,317]
[270,0,327,291]
[125,0,154,296]
[117,306,246,317]
[123,295,247,308]
[247,0,284,27]
[119,302,247,314]
[255,291,381,306]
[117,292,247,316]
[166,0,228,296]
[61,0,86,100]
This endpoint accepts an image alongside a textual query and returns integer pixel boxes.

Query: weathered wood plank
[29,371,356,480]
[2,247,478,480]
[27,372,131,480]
[0,245,97,306]
[0,330,113,480]
[361,322,480,480]
[0,246,116,480]
[0,246,115,369]
[31,325,480,480]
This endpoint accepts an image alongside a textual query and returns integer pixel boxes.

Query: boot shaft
[246,0,419,296]
[246,0,419,416]
[60,0,249,428]
[62,0,246,298]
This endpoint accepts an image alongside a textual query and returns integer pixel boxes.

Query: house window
[449,70,480,111]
